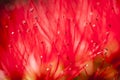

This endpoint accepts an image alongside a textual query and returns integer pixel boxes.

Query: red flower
[0,0,120,80]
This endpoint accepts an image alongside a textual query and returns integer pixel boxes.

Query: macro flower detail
[0,0,120,80]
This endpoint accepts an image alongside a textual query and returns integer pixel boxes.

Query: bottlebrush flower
[0,0,120,80]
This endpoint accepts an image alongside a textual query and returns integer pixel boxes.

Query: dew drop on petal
[46,68,50,71]
[29,8,34,12]
[5,25,8,28]
[15,65,18,68]
[26,29,30,33]
[106,31,110,36]
[89,12,93,16]
[17,29,20,33]
[40,56,43,59]
[91,40,94,43]
[11,32,15,35]
[68,68,71,71]
[92,24,96,27]
[57,30,60,35]
[22,20,26,24]
[86,64,88,67]
[8,44,12,48]
[96,2,100,6]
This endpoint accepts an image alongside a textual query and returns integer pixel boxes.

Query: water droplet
[11,32,14,35]
[46,68,50,71]
[29,8,34,12]
[41,56,43,59]
[26,29,30,33]
[106,31,110,36]
[92,49,95,53]
[92,24,96,27]
[96,2,100,6]
[5,25,8,28]
[68,68,71,70]
[17,29,21,33]
[91,40,94,43]
[8,44,12,48]
[57,30,60,35]
[86,64,88,67]
[90,12,93,15]
[22,20,26,24]
[57,52,60,56]
[16,65,18,68]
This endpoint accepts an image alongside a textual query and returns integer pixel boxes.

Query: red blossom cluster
[0,0,120,80]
